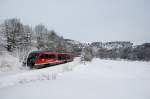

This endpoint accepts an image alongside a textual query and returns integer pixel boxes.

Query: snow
[0,58,150,99]
[0,58,79,88]
[0,52,22,72]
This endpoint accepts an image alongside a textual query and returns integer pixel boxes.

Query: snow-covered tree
[35,24,48,50]
[1,18,32,61]
[91,46,99,57]
[2,18,24,52]
[81,46,94,62]
[18,25,32,61]
[46,30,61,51]
[0,24,7,51]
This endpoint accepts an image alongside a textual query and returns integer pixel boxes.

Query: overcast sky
[0,0,150,44]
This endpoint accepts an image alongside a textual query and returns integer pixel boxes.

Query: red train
[24,51,73,69]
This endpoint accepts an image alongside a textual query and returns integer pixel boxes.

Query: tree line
[0,18,73,61]
[0,18,150,62]
[81,42,150,61]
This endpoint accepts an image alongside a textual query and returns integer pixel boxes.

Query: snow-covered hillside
[91,41,133,49]
[0,58,150,99]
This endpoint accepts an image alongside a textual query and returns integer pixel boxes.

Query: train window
[47,54,56,59]
[58,54,66,60]
[66,55,70,59]
[40,54,56,59]
[40,54,45,59]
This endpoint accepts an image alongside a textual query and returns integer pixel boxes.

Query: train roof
[30,51,73,55]
[39,51,57,54]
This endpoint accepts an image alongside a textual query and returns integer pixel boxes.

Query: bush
[80,47,94,62]
[0,52,22,72]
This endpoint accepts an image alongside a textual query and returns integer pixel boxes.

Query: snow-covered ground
[0,52,22,72]
[0,58,150,99]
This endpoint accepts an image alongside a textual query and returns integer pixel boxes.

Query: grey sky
[0,0,150,44]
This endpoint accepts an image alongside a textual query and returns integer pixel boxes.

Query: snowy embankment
[0,58,150,99]
[0,58,80,88]
[0,52,22,72]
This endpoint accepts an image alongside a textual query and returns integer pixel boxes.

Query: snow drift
[0,52,22,72]
[0,58,150,99]
[0,58,80,88]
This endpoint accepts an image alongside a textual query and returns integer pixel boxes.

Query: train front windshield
[27,52,39,65]
[28,52,39,60]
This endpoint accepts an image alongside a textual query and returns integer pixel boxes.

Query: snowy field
[0,58,150,99]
